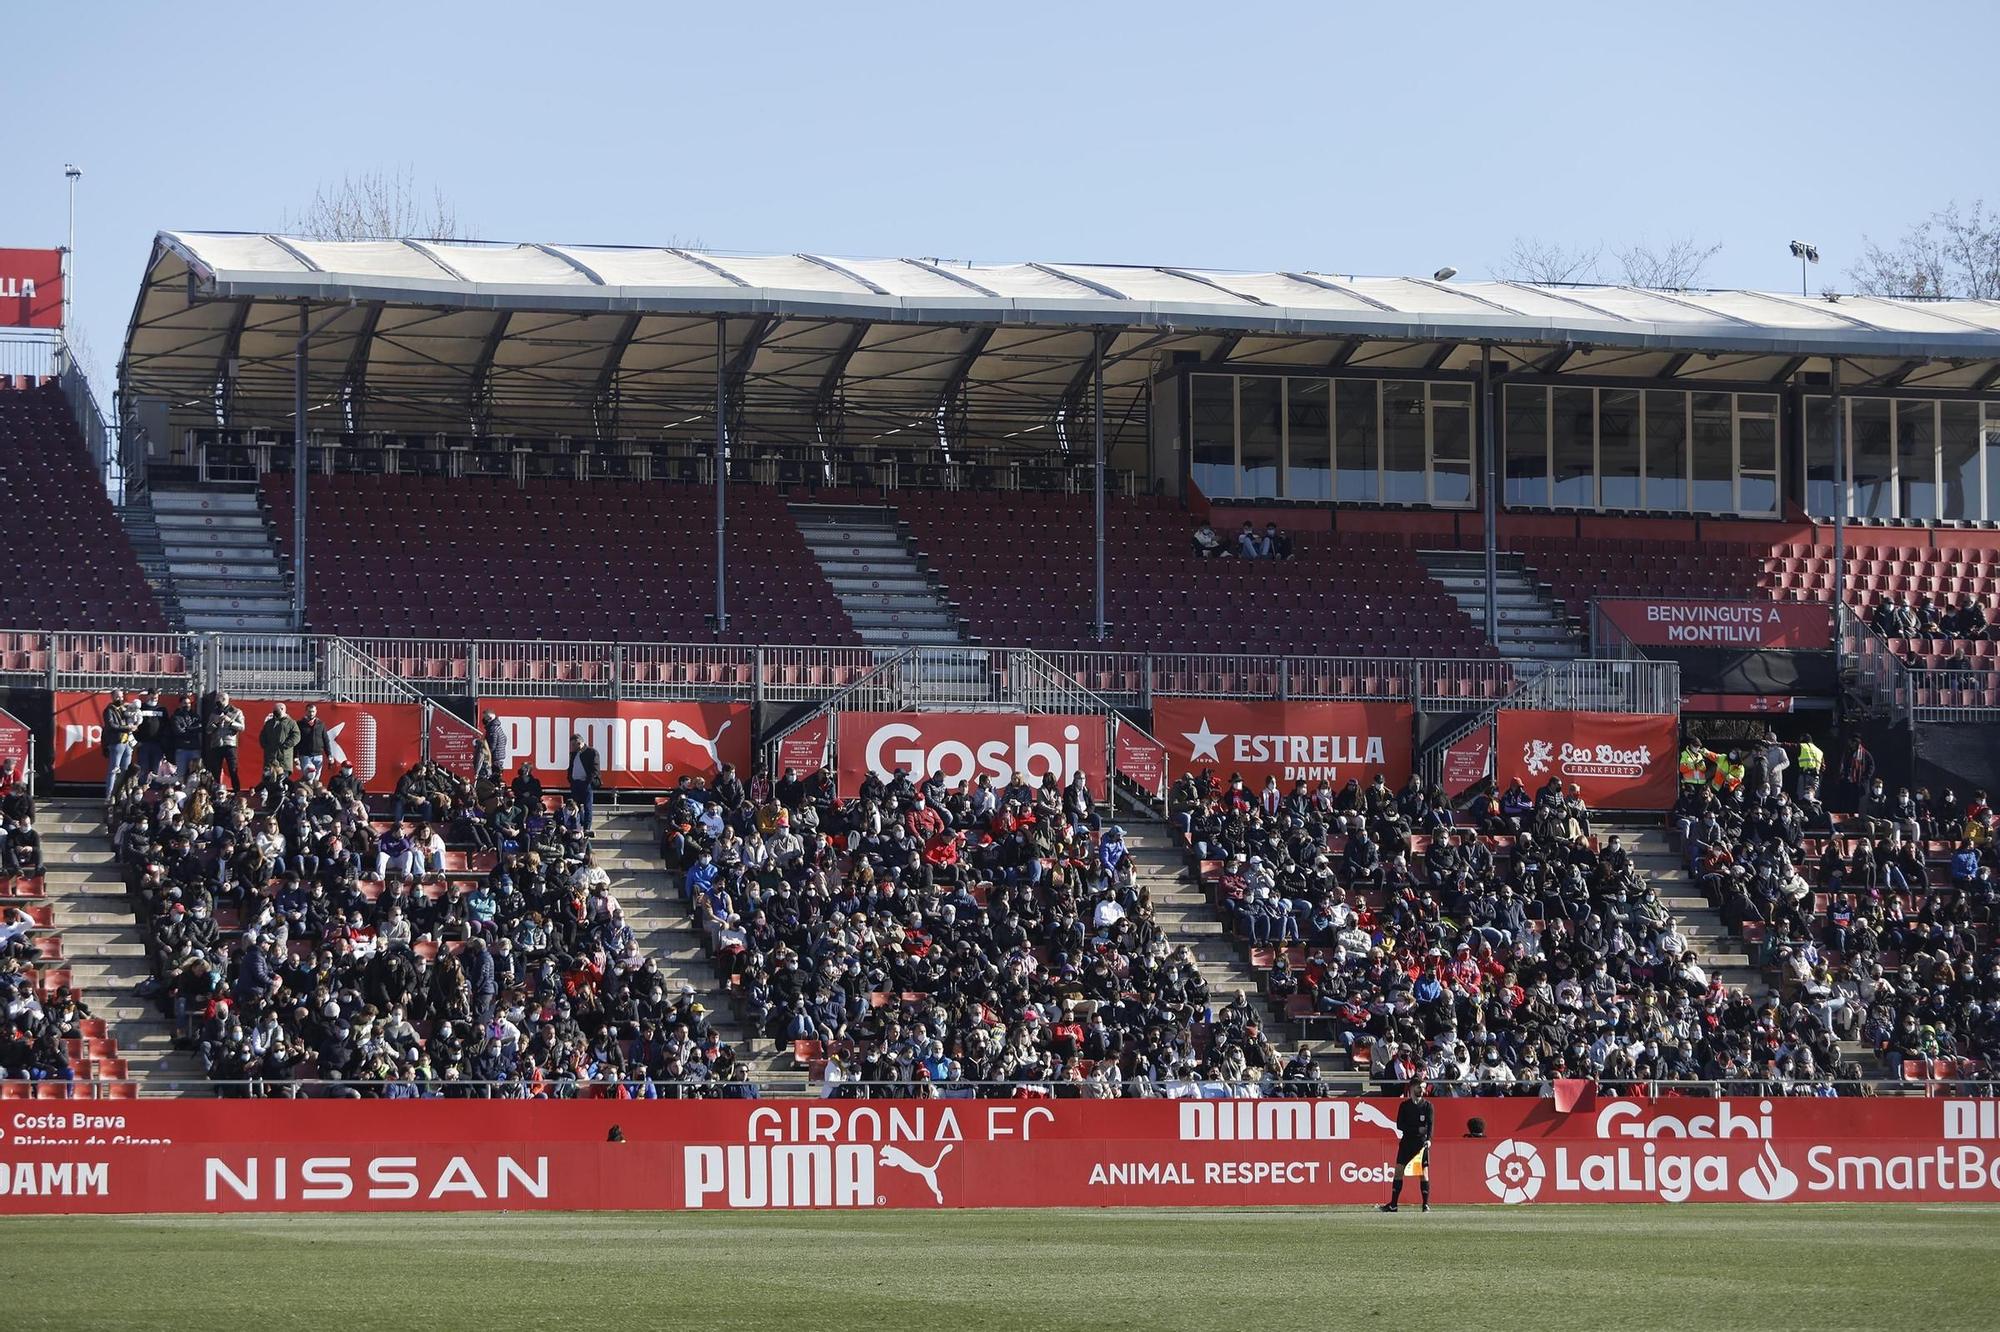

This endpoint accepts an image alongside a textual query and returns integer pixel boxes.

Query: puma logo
[1353,1102,1401,1136]
[666,717,732,769]
[877,1144,952,1205]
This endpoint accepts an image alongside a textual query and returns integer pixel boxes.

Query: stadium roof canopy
[123,231,2000,443]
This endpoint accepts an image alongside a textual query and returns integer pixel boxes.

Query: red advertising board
[1599,599,1833,651]
[1113,725,1169,799]
[1683,693,1795,715]
[425,706,483,777]
[1151,698,1414,789]
[773,714,830,778]
[0,247,64,330]
[0,707,31,790]
[52,693,422,794]
[1439,724,1493,798]
[1494,710,1679,810]
[834,712,1107,798]
[4,1095,2000,1214]
[477,698,751,790]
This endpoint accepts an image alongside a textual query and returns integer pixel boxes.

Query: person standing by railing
[100,690,137,803]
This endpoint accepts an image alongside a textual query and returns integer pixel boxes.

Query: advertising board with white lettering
[1598,599,1833,651]
[1152,698,1414,790]
[833,712,1107,799]
[7,1095,1984,1213]
[1493,710,1678,810]
[476,699,751,790]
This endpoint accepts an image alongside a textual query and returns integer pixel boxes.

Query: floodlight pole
[62,165,80,331]
[714,315,729,635]
[1093,328,1107,643]
[1480,345,1499,646]
[1830,357,1845,672]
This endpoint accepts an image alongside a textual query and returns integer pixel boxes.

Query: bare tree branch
[284,168,475,242]
[1498,237,1602,285]
[1851,200,2000,299]
[1613,237,1723,290]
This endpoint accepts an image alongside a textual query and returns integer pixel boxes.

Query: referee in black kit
[1377,1078,1434,1213]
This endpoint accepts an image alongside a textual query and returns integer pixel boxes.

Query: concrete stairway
[148,487,293,631]
[115,499,184,630]
[34,799,202,1092]
[1420,549,1584,660]
[790,503,966,647]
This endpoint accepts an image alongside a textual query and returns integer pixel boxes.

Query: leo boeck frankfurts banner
[5,1097,2000,1214]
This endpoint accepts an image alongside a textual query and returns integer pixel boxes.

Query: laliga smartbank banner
[7,1096,2000,1213]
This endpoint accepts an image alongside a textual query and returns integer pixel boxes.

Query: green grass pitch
[3,1207,1997,1330]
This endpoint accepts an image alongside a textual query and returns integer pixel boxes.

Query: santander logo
[1737,1143,1800,1201]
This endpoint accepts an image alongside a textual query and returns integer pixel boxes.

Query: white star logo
[1181,718,1225,763]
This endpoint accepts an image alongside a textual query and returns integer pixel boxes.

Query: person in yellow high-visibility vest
[1792,736,1824,803]
[1709,750,1743,795]
[1679,740,1712,791]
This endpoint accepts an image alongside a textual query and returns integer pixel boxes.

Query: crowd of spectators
[665,763,1305,1097]
[1167,764,1852,1096]
[1871,594,1989,642]
[105,699,754,1098]
[1191,520,1293,560]
[0,775,82,1087]
[1676,735,2000,1082]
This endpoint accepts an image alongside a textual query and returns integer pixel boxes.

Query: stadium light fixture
[1433,266,1458,282]
[1788,241,1819,296]
[63,164,81,329]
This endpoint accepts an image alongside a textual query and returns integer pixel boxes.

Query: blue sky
[10,0,1998,397]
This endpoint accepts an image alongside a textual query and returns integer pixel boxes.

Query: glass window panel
[1382,382,1427,504]
[1238,376,1282,499]
[1552,387,1596,507]
[1504,384,1548,508]
[1644,390,1687,511]
[1334,379,1379,502]
[1850,398,1893,519]
[1691,392,1734,513]
[1739,416,1777,514]
[1896,399,1937,522]
[1430,397,1472,506]
[1942,402,1981,522]
[1599,389,1641,510]
[1283,378,1331,500]
[1189,374,1236,499]
[1738,393,1779,418]
[1986,409,2000,521]
[1805,397,1837,517]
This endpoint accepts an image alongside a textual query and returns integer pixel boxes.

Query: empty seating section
[897,493,1493,657]
[0,380,166,632]
[1518,536,1769,625]
[260,473,859,644]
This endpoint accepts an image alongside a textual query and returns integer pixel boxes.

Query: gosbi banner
[834,712,1107,800]
[476,698,751,790]
[1494,710,1678,810]
[1599,599,1834,651]
[1152,698,1414,789]
[6,1096,2000,1214]
[0,247,64,330]
[51,693,423,794]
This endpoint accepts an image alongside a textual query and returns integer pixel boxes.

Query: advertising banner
[52,693,423,794]
[1493,710,1679,810]
[1599,599,1833,651]
[425,706,483,777]
[1113,725,1169,800]
[773,715,831,779]
[0,247,64,330]
[1439,724,1493,798]
[834,712,1107,799]
[477,698,751,790]
[5,1096,2000,1214]
[1151,698,1414,790]
[1682,694,1795,715]
[0,707,32,791]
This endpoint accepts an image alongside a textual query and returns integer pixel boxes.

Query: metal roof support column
[1093,329,1107,643]
[1831,358,1845,676]
[294,303,309,631]
[713,316,729,636]
[1480,345,1499,648]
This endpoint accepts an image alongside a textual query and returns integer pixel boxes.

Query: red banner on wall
[1114,725,1169,799]
[52,693,423,793]
[1599,599,1833,651]
[1151,698,1414,790]
[0,248,64,330]
[1439,724,1493,798]
[1494,710,1679,810]
[834,712,1106,798]
[4,1095,1999,1214]
[477,698,751,790]
[773,715,830,779]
